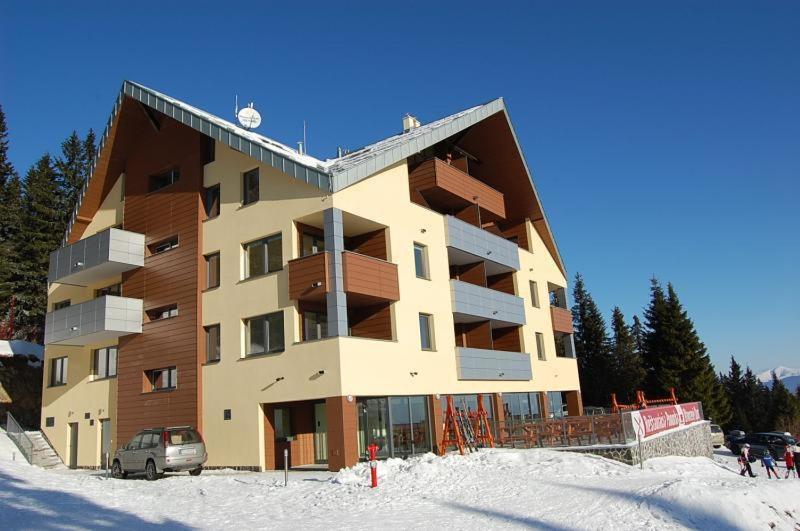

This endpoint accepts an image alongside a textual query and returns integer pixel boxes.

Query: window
[50,357,68,386]
[205,253,220,289]
[93,347,117,379]
[502,392,543,422]
[419,313,434,350]
[413,243,429,279]
[548,283,567,309]
[303,311,327,341]
[554,332,567,358]
[244,234,282,278]
[547,391,565,419]
[242,168,259,205]
[140,432,158,449]
[95,284,121,298]
[147,304,178,322]
[536,332,546,361]
[204,185,220,219]
[245,311,284,356]
[45,417,55,427]
[205,325,220,363]
[529,281,539,308]
[148,236,179,255]
[53,300,71,311]
[301,233,325,257]
[146,367,177,391]
[274,407,292,440]
[149,168,180,192]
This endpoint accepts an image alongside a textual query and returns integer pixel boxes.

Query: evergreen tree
[0,105,22,324]
[572,273,614,406]
[721,356,750,432]
[10,154,62,342]
[642,278,682,393]
[610,307,645,403]
[56,131,85,225]
[768,372,800,434]
[631,314,646,358]
[742,367,771,432]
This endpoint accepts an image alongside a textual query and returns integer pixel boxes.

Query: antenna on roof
[234,94,239,120]
[237,102,262,130]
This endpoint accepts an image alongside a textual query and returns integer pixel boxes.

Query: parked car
[112,426,207,480]
[710,424,724,448]
[728,431,796,459]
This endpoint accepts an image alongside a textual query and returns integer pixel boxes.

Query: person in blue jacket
[761,450,780,479]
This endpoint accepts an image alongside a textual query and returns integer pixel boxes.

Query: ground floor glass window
[357,396,431,459]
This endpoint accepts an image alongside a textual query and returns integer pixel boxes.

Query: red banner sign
[631,402,703,439]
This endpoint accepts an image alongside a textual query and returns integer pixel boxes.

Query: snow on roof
[0,340,44,360]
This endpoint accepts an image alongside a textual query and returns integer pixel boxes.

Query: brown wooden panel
[346,229,387,261]
[455,321,492,349]
[116,111,205,448]
[349,302,392,340]
[342,251,399,302]
[500,220,530,252]
[326,396,359,471]
[550,306,574,334]
[287,252,330,301]
[450,261,486,287]
[492,326,522,352]
[487,272,515,295]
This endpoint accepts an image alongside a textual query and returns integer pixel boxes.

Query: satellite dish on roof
[237,103,262,130]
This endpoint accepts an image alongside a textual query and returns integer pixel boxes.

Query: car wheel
[111,460,127,479]
[145,460,159,481]
[189,466,203,477]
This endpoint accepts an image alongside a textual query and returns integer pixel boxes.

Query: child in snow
[739,444,756,477]
[785,445,797,479]
[761,450,779,479]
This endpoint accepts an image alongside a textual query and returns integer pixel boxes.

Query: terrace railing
[5,411,35,464]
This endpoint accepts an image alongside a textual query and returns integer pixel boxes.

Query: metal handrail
[5,411,36,464]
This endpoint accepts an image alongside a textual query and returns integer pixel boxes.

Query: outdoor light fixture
[492,310,498,315]
[311,281,323,288]
[347,395,354,402]
[420,228,426,233]
[499,372,505,377]
[74,261,84,267]
[318,370,325,375]
[275,376,285,382]
[410,371,418,377]
[70,326,79,331]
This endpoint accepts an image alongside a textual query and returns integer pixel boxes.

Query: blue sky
[2,1,798,373]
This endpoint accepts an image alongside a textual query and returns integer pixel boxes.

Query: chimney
[403,114,421,133]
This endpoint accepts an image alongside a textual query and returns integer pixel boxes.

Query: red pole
[368,443,378,488]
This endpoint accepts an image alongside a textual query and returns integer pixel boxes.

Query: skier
[761,450,779,479]
[739,443,756,477]
[784,445,797,479]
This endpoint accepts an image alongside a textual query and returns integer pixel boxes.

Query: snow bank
[1,430,798,530]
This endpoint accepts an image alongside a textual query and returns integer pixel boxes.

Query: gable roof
[65,81,565,274]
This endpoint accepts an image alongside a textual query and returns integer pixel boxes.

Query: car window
[169,429,201,445]
[711,425,722,433]
[141,433,158,448]
[130,434,144,449]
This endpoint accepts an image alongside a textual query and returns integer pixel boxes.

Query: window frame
[53,300,71,311]
[243,233,282,279]
[529,281,540,308]
[413,243,429,279]
[50,356,68,387]
[242,168,260,206]
[418,313,435,351]
[205,252,220,290]
[148,236,179,256]
[146,304,179,322]
[148,168,180,193]
[535,332,546,361]
[95,283,121,299]
[146,366,178,392]
[93,346,118,379]
[204,184,220,219]
[302,310,328,341]
[205,324,221,363]
[244,311,285,356]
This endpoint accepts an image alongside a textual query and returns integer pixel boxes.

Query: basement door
[314,403,328,463]
[100,419,111,469]
[68,422,78,469]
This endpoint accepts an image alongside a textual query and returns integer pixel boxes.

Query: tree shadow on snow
[437,500,574,530]
[0,470,193,530]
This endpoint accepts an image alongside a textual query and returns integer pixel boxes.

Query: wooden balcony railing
[409,158,506,220]
[550,306,574,334]
[287,252,331,301]
[342,251,399,302]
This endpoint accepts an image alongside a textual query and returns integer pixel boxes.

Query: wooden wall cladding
[487,272,515,295]
[348,302,392,340]
[346,229,387,261]
[500,220,530,252]
[491,326,522,352]
[455,321,493,350]
[326,396,359,471]
[342,251,399,302]
[288,252,330,301]
[117,111,205,447]
[450,261,487,287]
[550,306,574,334]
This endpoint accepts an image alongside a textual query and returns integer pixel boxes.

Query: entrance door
[68,422,79,469]
[314,403,328,463]
[100,419,111,469]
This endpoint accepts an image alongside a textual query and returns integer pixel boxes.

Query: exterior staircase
[4,412,64,469]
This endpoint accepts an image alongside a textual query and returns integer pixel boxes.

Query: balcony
[288,251,399,304]
[450,280,526,327]
[409,158,506,222]
[444,215,520,274]
[287,252,331,301]
[44,295,143,346]
[550,306,574,334]
[341,251,399,304]
[48,228,144,286]
[456,347,532,381]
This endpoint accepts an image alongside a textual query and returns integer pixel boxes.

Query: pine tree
[610,307,645,403]
[10,154,62,343]
[631,314,646,358]
[642,278,682,393]
[721,356,749,432]
[0,105,22,324]
[56,131,85,225]
[572,273,614,406]
[768,372,800,434]
[742,367,771,432]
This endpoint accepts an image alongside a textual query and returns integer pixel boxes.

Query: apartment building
[41,81,581,471]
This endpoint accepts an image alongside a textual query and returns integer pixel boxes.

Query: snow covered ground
[1,430,798,530]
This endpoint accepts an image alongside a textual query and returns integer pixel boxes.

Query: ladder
[439,395,466,455]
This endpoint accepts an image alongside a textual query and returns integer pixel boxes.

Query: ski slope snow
[1,429,798,530]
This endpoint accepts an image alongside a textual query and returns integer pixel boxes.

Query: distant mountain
[757,367,800,393]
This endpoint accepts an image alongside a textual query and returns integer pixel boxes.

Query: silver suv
[112,426,207,480]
